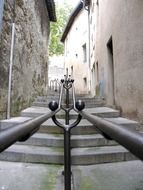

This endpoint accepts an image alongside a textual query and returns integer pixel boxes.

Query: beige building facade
[89,0,143,122]
[62,0,143,123]
[61,2,90,94]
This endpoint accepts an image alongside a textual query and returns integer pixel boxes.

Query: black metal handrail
[77,110,143,161]
[0,109,59,153]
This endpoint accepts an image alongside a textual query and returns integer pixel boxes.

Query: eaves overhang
[45,0,57,22]
[61,1,83,43]
[61,0,90,42]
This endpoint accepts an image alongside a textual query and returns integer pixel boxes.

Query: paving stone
[0,144,137,165]
[0,160,142,190]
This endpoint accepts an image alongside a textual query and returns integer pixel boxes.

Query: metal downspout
[7,0,16,118]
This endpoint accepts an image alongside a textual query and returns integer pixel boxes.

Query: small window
[83,77,87,87]
[96,0,99,6]
[71,66,73,77]
[82,43,87,63]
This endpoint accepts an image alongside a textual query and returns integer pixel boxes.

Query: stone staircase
[0,93,140,165]
[33,93,105,108]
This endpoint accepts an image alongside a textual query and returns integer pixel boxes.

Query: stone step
[0,117,140,135]
[36,94,96,101]
[17,133,118,148]
[40,118,99,134]
[105,117,140,130]
[32,101,104,108]
[21,107,51,117]
[0,117,32,130]
[40,117,140,134]
[35,96,103,101]
[34,95,104,107]
[20,106,120,119]
[33,95,105,109]
[35,96,103,103]
[0,144,137,165]
[0,117,97,135]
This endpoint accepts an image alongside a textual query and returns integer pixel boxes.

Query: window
[107,36,115,105]
[82,43,87,63]
[83,77,87,87]
[96,0,99,6]
[71,66,73,77]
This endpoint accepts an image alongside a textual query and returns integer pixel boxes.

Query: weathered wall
[64,10,90,94]
[90,0,143,122]
[89,0,99,97]
[0,0,4,32]
[0,0,50,117]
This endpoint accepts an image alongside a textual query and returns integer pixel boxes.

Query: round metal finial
[75,100,85,111]
[48,101,58,111]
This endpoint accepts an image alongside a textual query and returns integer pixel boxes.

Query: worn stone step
[0,144,64,164]
[34,95,105,107]
[0,145,137,165]
[34,96,103,102]
[50,107,120,119]
[33,94,105,109]
[40,118,99,135]
[0,116,139,135]
[40,118,140,134]
[0,117,97,135]
[32,101,104,108]
[17,133,117,148]
[71,146,137,165]
[21,107,51,117]
[0,117,32,130]
[20,106,120,119]
[105,117,140,130]
[36,94,95,102]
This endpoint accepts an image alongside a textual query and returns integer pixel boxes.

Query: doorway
[107,37,115,105]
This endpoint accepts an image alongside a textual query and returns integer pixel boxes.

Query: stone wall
[0,0,4,32]
[0,0,50,118]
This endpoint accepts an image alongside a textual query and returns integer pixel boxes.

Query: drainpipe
[7,0,16,119]
[87,4,91,93]
[81,0,91,93]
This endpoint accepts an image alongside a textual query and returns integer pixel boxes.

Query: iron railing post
[64,74,70,125]
[64,128,71,190]
[51,75,84,190]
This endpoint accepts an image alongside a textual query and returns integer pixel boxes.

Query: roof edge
[61,1,83,43]
[45,0,57,22]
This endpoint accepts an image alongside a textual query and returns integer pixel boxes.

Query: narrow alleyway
[0,0,143,189]
[0,85,143,189]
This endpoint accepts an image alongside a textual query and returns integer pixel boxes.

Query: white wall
[90,0,143,122]
[64,9,90,94]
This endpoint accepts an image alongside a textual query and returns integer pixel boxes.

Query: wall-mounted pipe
[7,0,16,118]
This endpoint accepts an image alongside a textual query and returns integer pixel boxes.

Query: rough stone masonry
[0,0,51,118]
